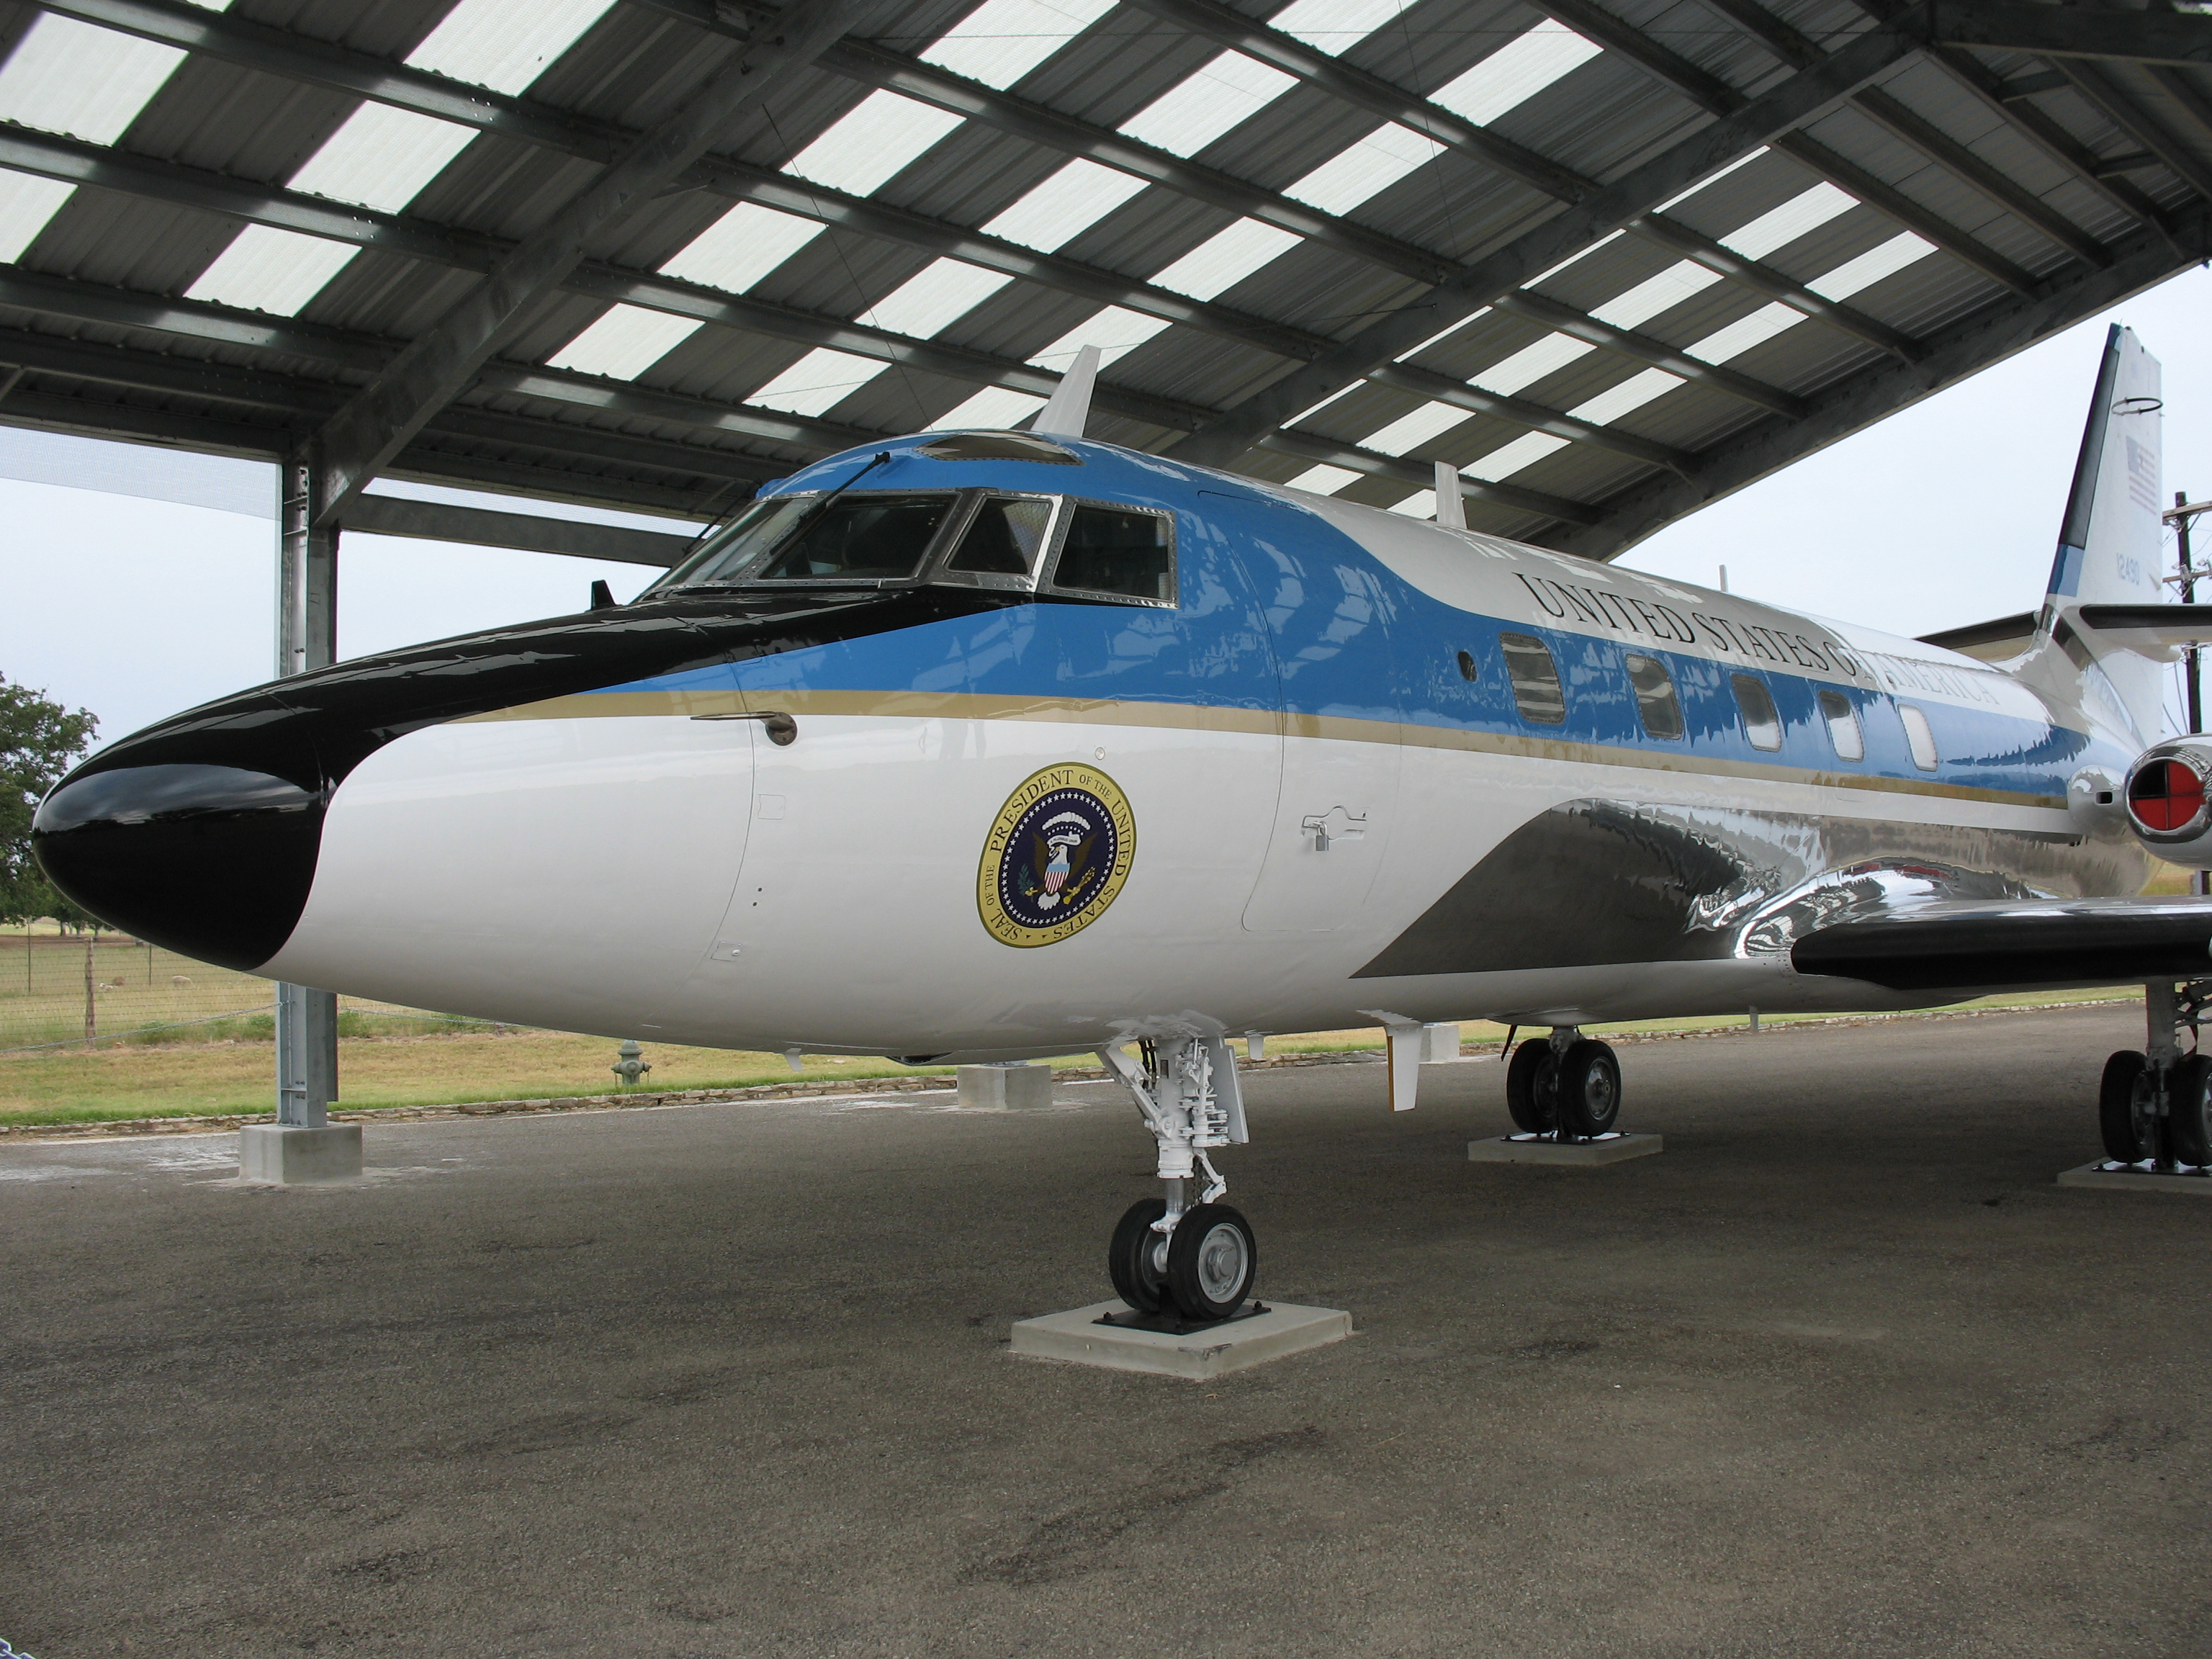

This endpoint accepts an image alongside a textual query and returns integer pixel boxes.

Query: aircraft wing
[1791,896,2212,992]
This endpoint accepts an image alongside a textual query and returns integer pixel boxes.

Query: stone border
[0,997,2133,1143]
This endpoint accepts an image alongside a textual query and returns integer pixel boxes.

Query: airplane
[32,325,2212,1326]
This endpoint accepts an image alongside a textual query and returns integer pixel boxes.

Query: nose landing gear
[2098,981,2212,1168]
[1100,1035,1259,1323]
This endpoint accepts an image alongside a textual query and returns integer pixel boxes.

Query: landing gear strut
[1100,1035,1258,1322]
[1505,1027,1622,1139]
[2098,981,2212,1168]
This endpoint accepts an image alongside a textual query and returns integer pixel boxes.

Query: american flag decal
[2126,436,2159,513]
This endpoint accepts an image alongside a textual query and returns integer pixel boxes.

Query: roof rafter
[305,0,874,526]
[1532,0,2043,292]
[1924,0,2212,69]
[1169,21,1925,469]
[1544,197,2212,559]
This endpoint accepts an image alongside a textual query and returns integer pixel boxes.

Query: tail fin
[2038,324,2167,741]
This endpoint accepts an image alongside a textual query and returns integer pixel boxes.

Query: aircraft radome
[35,326,2212,1325]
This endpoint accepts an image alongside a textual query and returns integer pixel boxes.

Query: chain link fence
[1,928,506,1053]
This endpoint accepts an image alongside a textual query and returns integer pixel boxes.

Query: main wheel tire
[2098,1050,2154,1162]
[1107,1197,1170,1313]
[1555,1040,1622,1137]
[1505,1038,1557,1133]
[1164,1202,1256,1322]
[2169,1054,2212,1166]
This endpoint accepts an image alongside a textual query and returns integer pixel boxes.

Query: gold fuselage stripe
[458,688,2068,810]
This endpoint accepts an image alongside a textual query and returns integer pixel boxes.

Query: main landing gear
[1099,1035,1258,1323]
[1503,1026,1623,1139]
[2098,981,2212,1168]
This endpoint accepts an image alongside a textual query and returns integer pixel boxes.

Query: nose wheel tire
[2099,1050,2154,1161]
[2168,1054,2212,1165]
[1555,1039,1622,1137]
[1165,1203,1256,1321]
[1107,1197,1172,1314]
[1504,1038,1557,1133]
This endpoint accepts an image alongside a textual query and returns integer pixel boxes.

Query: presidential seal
[976,763,1136,948]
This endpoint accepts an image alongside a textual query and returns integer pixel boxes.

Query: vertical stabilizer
[2041,325,2166,740]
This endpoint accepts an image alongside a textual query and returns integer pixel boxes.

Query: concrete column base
[956,1064,1052,1110]
[240,1123,362,1183]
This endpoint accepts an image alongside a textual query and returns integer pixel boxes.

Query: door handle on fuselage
[693,710,798,745]
[1301,808,1368,850]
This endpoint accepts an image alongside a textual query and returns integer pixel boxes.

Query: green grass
[0,985,2147,1130]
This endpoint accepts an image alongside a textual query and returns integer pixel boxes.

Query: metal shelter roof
[0,0,2205,564]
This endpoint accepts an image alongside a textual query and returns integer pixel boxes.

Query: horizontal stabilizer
[2075,603,2212,644]
[1793,896,2212,992]
[1916,611,2038,661]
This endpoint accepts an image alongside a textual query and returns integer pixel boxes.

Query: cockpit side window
[654,495,815,588]
[750,493,959,582]
[1046,503,1175,605]
[945,495,1056,579]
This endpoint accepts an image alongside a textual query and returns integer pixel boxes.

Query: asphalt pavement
[4,1002,2209,1658]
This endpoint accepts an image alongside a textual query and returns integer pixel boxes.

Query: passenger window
[1622,652,1683,740]
[948,495,1054,577]
[1732,673,1783,751]
[1818,689,1864,760]
[1049,504,1175,603]
[1499,632,1566,726]
[1899,703,1939,770]
[750,494,957,582]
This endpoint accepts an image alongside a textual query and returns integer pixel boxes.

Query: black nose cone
[34,760,323,971]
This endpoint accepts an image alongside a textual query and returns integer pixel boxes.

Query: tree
[0,673,98,927]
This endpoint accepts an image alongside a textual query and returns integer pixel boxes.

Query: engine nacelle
[2123,740,2212,863]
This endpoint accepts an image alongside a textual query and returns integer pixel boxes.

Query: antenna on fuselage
[1433,460,1466,531]
[1034,344,1100,439]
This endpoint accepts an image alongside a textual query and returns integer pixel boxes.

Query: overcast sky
[4,264,2209,755]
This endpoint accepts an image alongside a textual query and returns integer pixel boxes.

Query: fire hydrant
[612,1039,651,1090]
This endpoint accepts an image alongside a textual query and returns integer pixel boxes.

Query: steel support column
[274,453,336,1127]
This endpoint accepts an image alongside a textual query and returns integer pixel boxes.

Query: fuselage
[35,432,2148,1061]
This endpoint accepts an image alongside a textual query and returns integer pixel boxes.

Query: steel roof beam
[2047,59,2212,202]
[1170,22,1923,468]
[336,493,696,565]
[0,269,886,456]
[0,132,1214,433]
[1924,1,2212,69]
[1688,0,2111,268]
[1118,0,1923,364]
[1536,0,2043,293]
[305,0,872,527]
[34,0,631,163]
[1542,199,2212,560]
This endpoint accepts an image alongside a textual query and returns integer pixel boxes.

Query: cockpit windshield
[654,493,958,588]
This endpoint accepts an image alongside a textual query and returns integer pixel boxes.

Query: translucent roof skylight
[185,227,359,315]
[1473,333,1595,397]
[0,1,230,261]
[1566,367,1679,427]
[1429,24,1600,127]
[1810,233,1936,301]
[786,91,967,197]
[405,0,616,96]
[1285,463,1363,494]
[1150,220,1303,300]
[935,385,1046,429]
[546,305,703,380]
[1590,262,1722,332]
[1721,183,1858,263]
[1465,431,1567,481]
[1029,308,1170,370]
[981,160,1148,253]
[866,259,1014,338]
[1362,400,1471,457]
[746,348,891,417]
[1117,52,1298,157]
[1286,123,1443,215]
[659,204,831,295]
[919,0,1115,90]
[1269,0,1416,53]
[288,103,477,214]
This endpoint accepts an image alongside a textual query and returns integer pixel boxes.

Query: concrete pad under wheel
[1009,1300,1352,1379]
[2058,1161,2212,1195]
[1468,1132,1663,1166]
